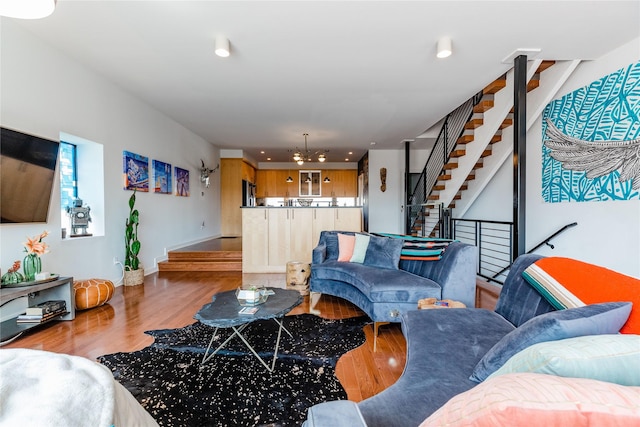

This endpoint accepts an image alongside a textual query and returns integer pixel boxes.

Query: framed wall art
[175,167,190,197]
[123,151,149,192]
[152,159,172,194]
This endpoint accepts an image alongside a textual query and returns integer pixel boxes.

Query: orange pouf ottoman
[73,278,115,310]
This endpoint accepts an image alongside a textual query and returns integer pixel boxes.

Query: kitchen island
[241,206,362,273]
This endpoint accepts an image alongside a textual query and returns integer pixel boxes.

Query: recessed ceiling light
[260,151,265,154]
[215,35,230,58]
[348,151,353,155]
[345,158,349,162]
[370,142,376,146]
[267,157,271,161]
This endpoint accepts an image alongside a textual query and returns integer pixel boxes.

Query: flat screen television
[1,127,60,223]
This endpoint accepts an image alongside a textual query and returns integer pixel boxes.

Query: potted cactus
[124,189,144,286]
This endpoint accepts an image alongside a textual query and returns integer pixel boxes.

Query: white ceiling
[12,1,640,163]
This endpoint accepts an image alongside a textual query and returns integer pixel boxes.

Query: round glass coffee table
[194,288,302,372]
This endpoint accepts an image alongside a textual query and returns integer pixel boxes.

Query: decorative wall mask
[380,167,387,192]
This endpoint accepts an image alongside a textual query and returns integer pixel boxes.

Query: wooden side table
[418,298,466,309]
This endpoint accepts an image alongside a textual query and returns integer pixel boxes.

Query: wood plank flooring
[2,271,406,402]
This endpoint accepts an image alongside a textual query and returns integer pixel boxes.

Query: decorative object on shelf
[124,189,144,286]
[291,133,328,165]
[380,167,387,192]
[199,159,219,188]
[23,230,49,281]
[1,260,24,285]
[66,198,92,237]
[297,198,313,207]
[236,286,270,306]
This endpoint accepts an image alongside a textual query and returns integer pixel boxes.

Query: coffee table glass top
[194,288,302,328]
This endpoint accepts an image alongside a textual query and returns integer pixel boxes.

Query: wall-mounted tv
[1,127,60,223]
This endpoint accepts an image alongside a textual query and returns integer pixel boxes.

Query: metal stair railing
[407,91,482,235]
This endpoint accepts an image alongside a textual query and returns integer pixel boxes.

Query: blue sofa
[304,253,635,426]
[309,231,478,350]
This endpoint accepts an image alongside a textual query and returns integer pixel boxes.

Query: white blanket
[0,349,158,427]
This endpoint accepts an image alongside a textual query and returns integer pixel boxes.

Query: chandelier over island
[292,133,328,165]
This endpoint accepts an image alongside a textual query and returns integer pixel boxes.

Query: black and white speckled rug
[98,314,369,427]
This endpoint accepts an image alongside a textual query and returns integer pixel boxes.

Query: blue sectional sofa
[309,231,478,349]
[304,254,637,427]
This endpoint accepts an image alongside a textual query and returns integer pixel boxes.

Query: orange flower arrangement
[24,230,50,256]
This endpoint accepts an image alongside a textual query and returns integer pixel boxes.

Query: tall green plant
[125,190,141,271]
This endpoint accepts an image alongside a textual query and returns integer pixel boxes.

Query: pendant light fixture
[0,0,56,19]
[292,133,328,165]
[323,176,331,183]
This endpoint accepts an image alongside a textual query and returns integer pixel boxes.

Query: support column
[513,55,527,260]
[404,140,411,234]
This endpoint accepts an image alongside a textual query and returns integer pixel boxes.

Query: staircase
[409,60,557,237]
[157,238,242,272]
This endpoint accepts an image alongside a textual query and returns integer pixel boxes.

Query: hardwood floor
[2,271,406,402]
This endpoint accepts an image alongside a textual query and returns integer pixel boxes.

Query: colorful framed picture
[175,167,190,197]
[123,151,149,192]
[152,160,172,194]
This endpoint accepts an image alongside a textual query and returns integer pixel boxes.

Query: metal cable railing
[407,91,483,235]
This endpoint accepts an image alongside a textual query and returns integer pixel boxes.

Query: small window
[59,133,105,238]
[59,142,78,211]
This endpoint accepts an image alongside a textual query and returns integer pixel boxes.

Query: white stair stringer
[453,60,581,218]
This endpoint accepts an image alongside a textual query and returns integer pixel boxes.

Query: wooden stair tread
[456,134,474,144]
[436,174,452,181]
[443,162,458,170]
[450,149,466,158]
[473,100,494,113]
[537,60,555,73]
[465,118,484,129]
[158,260,242,272]
[483,75,507,94]
[169,251,241,261]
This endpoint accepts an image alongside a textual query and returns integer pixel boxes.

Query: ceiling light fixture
[436,36,452,59]
[215,35,230,58]
[0,0,56,19]
[290,133,328,165]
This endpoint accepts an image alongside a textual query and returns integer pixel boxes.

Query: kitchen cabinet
[242,208,269,271]
[242,207,362,273]
[221,158,255,236]
[321,170,357,197]
[256,170,297,198]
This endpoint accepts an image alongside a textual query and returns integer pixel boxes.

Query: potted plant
[124,189,144,286]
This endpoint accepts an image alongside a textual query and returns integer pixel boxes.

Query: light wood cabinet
[257,169,356,199]
[221,158,255,236]
[321,170,357,197]
[241,208,269,271]
[242,207,362,272]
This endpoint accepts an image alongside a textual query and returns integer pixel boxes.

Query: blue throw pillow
[469,302,632,383]
[363,235,403,270]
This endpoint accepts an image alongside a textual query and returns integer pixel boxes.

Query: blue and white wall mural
[541,61,640,203]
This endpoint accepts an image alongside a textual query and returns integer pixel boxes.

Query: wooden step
[456,134,474,144]
[453,194,462,201]
[474,160,484,169]
[480,149,492,158]
[465,118,484,129]
[499,117,513,129]
[490,134,502,144]
[158,260,242,272]
[460,183,468,191]
[483,74,507,94]
[160,248,243,272]
[537,60,555,73]
[450,149,466,158]
[527,74,540,92]
[466,172,476,181]
[473,99,494,113]
[433,184,446,191]
[443,162,458,170]
[436,174,452,181]
[427,194,440,201]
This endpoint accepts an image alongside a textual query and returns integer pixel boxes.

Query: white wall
[462,38,640,277]
[0,20,221,285]
[368,149,405,234]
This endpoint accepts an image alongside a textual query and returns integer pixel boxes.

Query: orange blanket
[522,257,639,334]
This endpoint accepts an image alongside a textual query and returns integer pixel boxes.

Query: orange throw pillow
[337,233,356,262]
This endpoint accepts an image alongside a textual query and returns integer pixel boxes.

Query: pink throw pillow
[337,234,356,262]
[421,373,640,427]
